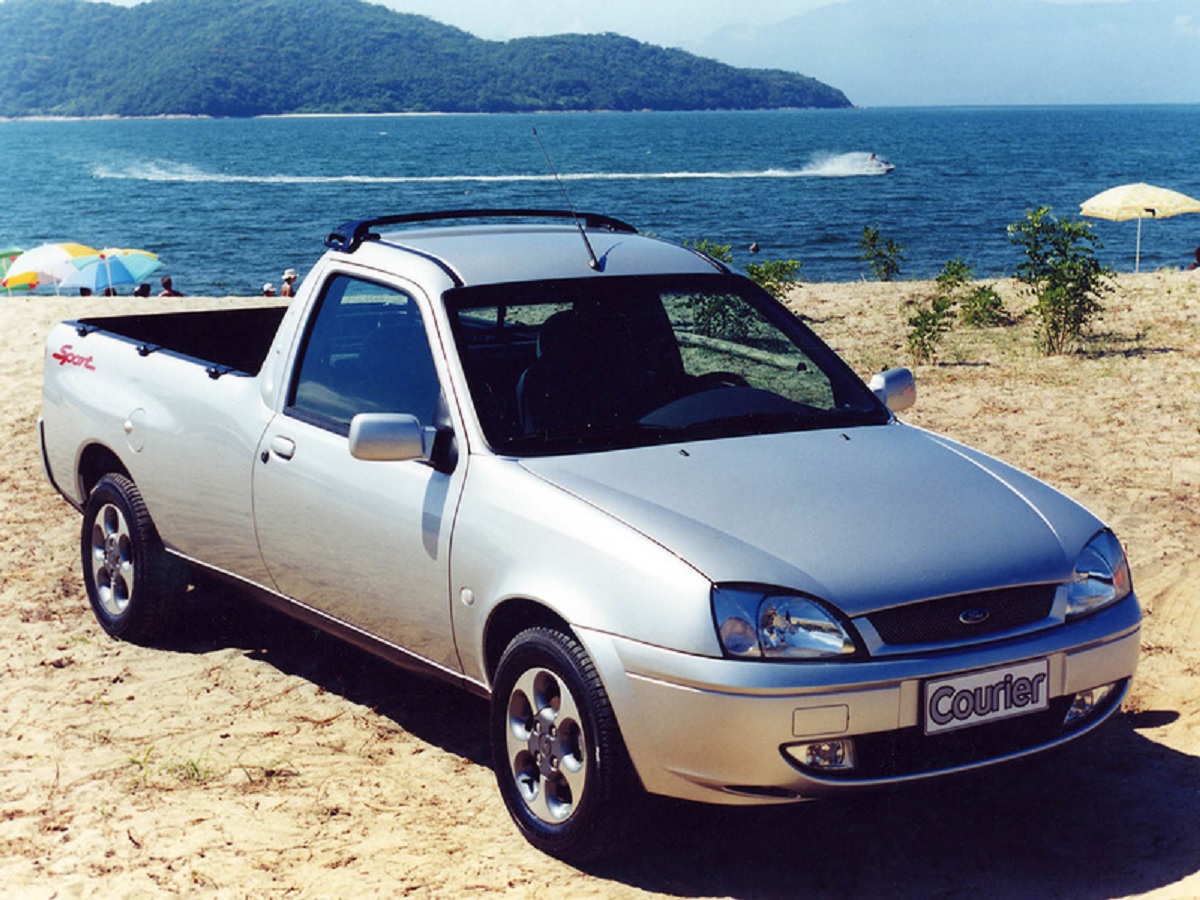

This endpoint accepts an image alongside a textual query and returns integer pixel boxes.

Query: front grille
[866,584,1057,646]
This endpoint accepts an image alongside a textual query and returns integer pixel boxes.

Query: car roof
[329,214,727,288]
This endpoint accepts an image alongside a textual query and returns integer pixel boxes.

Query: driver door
[253,273,464,673]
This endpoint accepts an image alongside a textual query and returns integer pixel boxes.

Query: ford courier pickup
[38,210,1140,860]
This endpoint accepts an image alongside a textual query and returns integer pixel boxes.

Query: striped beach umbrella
[0,246,29,293]
[1,242,98,291]
[61,248,162,294]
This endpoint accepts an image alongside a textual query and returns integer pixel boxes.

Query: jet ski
[869,153,896,173]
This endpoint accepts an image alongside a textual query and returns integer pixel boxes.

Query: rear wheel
[491,626,635,861]
[81,474,188,644]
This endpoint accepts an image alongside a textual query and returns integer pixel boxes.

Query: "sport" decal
[52,344,96,371]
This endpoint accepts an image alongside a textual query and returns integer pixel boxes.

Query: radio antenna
[533,127,601,271]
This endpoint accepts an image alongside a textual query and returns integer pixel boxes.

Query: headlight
[1066,530,1132,619]
[713,586,857,659]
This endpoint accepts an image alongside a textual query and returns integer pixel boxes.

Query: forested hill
[0,0,851,117]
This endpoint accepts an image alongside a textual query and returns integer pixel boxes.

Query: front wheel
[81,473,188,645]
[491,626,636,861]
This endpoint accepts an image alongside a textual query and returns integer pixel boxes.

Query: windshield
[446,274,889,455]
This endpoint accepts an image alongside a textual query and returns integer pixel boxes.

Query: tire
[491,626,635,862]
[81,473,188,645]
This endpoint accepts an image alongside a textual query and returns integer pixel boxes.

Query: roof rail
[325,209,638,253]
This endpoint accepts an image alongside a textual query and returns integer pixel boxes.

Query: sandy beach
[2,272,1198,898]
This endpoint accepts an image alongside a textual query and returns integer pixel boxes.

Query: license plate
[924,658,1050,735]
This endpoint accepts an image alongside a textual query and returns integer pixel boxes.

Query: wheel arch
[483,597,574,687]
[78,442,130,499]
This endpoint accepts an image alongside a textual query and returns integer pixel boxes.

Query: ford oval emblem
[959,607,991,626]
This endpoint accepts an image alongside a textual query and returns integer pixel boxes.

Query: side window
[291,275,441,431]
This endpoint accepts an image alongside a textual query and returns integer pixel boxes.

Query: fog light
[1063,683,1117,726]
[788,739,856,771]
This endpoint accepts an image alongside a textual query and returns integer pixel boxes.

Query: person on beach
[281,268,297,297]
[263,283,276,297]
[133,283,151,297]
[159,276,183,297]
[1187,247,1200,271]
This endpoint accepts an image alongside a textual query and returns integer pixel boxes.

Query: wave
[92,154,892,184]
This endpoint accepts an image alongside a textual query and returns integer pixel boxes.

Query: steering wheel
[694,370,750,390]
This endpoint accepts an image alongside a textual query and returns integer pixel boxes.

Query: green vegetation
[682,239,803,338]
[744,259,803,301]
[935,257,1011,328]
[934,257,973,295]
[689,291,761,342]
[1007,206,1113,354]
[683,240,804,300]
[684,240,735,265]
[0,0,852,117]
[906,258,1014,363]
[959,284,1009,327]
[166,755,216,785]
[905,294,956,364]
[858,225,905,282]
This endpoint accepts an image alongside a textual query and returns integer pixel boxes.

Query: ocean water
[2,106,1198,296]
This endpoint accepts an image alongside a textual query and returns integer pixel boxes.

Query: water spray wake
[94,153,894,184]
[797,152,895,177]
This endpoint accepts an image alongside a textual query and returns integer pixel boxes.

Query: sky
[95,0,1199,106]
[372,0,1199,106]
[376,0,843,48]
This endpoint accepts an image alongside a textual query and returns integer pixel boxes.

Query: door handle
[269,436,296,460]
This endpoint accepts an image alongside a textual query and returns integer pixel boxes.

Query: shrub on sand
[1008,206,1113,355]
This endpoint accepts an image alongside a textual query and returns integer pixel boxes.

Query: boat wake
[93,154,893,184]
[797,152,895,177]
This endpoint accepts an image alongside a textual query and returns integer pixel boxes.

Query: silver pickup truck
[40,210,1140,861]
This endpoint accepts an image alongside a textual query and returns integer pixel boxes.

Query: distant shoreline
[0,114,212,123]
[0,108,849,124]
[6,103,1200,124]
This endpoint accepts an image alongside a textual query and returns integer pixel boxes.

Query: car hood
[518,423,1103,616]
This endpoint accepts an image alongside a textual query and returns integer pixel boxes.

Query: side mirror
[348,413,431,461]
[868,367,916,412]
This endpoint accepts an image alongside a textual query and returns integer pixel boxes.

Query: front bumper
[580,594,1140,805]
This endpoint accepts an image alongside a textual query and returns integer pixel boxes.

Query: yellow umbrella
[1080,183,1200,272]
